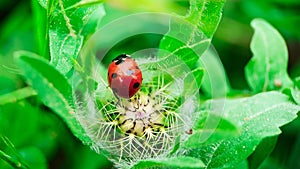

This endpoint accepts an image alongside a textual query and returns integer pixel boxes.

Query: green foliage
[18,147,47,169]
[191,67,205,89]
[240,0,300,41]
[245,19,293,92]
[159,0,225,69]
[0,87,36,106]
[183,111,239,148]
[14,51,91,144]
[31,0,47,57]
[48,0,105,74]
[0,136,29,169]
[184,92,299,168]
[283,87,300,105]
[132,157,205,169]
[0,102,39,147]
[158,0,226,100]
[198,48,231,98]
[0,0,299,168]
[283,77,300,105]
[248,136,278,169]
[186,0,225,39]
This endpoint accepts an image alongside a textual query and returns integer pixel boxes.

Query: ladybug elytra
[108,54,142,98]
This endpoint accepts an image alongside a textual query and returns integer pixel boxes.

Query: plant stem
[0,87,37,105]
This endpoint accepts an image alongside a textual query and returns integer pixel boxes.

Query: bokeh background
[0,0,299,168]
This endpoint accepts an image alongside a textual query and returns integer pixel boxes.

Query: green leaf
[245,18,293,92]
[295,76,300,89]
[185,91,299,168]
[186,0,226,39]
[0,101,39,147]
[0,137,47,169]
[65,0,104,9]
[14,51,92,145]
[48,0,105,74]
[191,67,205,89]
[183,67,205,93]
[259,157,285,169]
[18,147,47,169]
[0,135,29,169]
[247,136,278,169]
[0,87,37,106]
[288,134,300,169]
[283,87,300,105]
[140,53,201,97]
[233,160,249,169]
[132,157,205,169]
[15,51,73,106]
[198,47,231,98]
[0,2,34,58]
[31,0,48,58]
[71,146,111,169]
[159,0,225,69]
[183,111,240,149]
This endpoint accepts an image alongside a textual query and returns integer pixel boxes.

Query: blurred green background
[0,0,299,168]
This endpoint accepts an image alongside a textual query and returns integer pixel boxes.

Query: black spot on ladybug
[126,69,134,75]
[135,66,139,69]
[133,82,140,89]
[111,73,117,78]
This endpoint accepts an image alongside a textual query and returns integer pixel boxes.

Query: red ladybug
[108,54,142,98]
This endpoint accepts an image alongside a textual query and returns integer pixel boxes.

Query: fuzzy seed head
[75,57,198,167]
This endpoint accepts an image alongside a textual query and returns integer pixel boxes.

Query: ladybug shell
[108,55,142,98]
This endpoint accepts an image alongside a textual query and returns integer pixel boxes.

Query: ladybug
[108,54,142,98]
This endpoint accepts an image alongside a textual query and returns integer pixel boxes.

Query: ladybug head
[112,54,131,65]
[112,54,130,62]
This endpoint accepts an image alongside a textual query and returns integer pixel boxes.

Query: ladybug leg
[113,91,125,108]
[113,91,120,101]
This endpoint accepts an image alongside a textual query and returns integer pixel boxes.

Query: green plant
[0,0,299,169]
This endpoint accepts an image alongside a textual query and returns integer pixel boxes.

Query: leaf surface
[159,0,225,69]
[185,92,299,168]
[132,157,205,169]
[183,111,240,149]
[48,0,105,74]
[245,19,293,92]
[15,51,91,144]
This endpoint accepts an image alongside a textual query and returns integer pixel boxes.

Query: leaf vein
[260,28,270,92]
[58,0,76,37]
[247,102,291,120]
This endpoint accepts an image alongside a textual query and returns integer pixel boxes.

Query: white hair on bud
[74,56,198,168]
